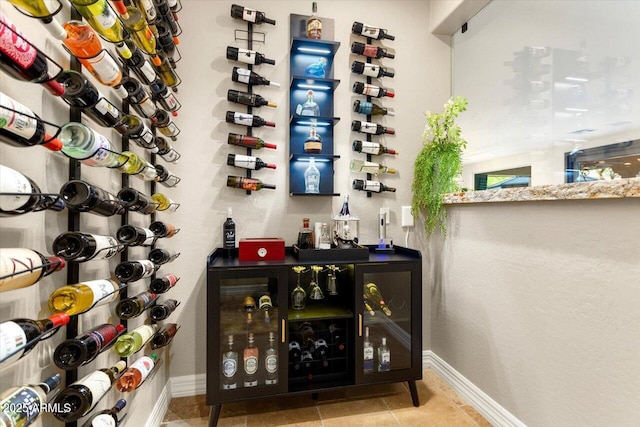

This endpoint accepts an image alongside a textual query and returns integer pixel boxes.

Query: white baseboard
[145,381,171,427]
[424,350,526,427]
[170,373,207,398]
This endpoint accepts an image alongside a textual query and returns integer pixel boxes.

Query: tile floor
[161,369,491,427]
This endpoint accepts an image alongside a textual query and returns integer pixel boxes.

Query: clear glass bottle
[363,326,374,373]
[264,331,278,385]
[306,1,322,39]
[377,337,390,372]
[48,279,122,316]
[59,122,127,167]
[318,223,331,249]
[304,158,320,194]
[115,353,157,392]
[243,333,258,387]
[113,324,158,357]
[222,335,238,389]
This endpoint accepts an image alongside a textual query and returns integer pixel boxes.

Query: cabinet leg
[311,392,319,401]
[408,380,420,407]
[209,404,221,427]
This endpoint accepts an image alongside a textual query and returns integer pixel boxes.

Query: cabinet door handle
[281,319,286,343]
[358,314,363,337]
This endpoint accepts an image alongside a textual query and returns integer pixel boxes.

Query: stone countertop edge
[443,178,640,204]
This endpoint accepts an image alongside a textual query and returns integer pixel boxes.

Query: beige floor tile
[218,415,248,427]
[165,395,210,421]
[392,393,479,427]
[245,406,322,427]
[460,405,492,427]
[316,396,389,420]
[322,411,401,427]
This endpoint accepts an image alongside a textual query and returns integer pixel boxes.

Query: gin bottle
[222,335,238,389]
[304,158,320,194]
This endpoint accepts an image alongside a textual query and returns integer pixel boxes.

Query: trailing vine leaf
[411,96,467,236]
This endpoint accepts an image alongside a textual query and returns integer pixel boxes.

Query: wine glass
[291,266,307,310]
[308,265,324,300]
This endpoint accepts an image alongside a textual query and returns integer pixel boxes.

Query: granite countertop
[443,178,640,204]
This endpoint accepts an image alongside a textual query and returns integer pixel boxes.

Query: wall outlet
[401,206,414,227]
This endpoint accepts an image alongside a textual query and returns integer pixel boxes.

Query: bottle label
[364,181,381,192]
[134,325,157,347]
[232,112,253,126]
[361,84,381,97]
[363,45,378,57]
[0,93,38,140]
[162,93,179,111]
[82,129,115,167]
[360,24,381,39]
[87,324,120,352]
[236,48,257,65]
[138,59,157,83]
[0,321,27,364]
[93,98,119,119]
[242,7,258,23]
[158,121,178,137]
[165,274,179,286]
[0,386,41,425]
[86,279,119,307]
[362,64,381,78]
[86,51,121,84]
[364,346,374,361]
[222,356,237,378]
[359,141,381,155]
[0,14,37,69]
[137,260,157,279]
[139,0,157,21]
[359,161,382,174]
[359,122,378,134]
[244,355,258,375]
[160,148,180,163]
[0,165,33,212]
[130,356,155,383]
[0,248,42,290]
[138,124,155,145]
[307,18,322,39]
[75,370,111,405]
[381,349,390,364]
[232,154,257,170]
[137,98,157,118]
[90,235,121,260]
[85,2,117,30]
[265,354,277,373]
[91,414,117,427]
[236,68,250,84]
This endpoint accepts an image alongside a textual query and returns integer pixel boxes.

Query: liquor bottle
[0,248,65,292]
[117,225,156,246]
[351,41,394,59]
[120,76,158,118]
[363,326,374,373]
[318,223,331,249]
[296,89,320,116]
[6,0,66,39]
[49,279,123,316]
[352,140,398,156]
[0,314,69,365]
[115,354,157,392]
[352,81,395,98]
[150,80,180,113]
[350,159,396,174]
[337,195,351,217]
[304,158,320,194]
[118,41,158,85]
[117,187,157,214]
[221,334,238,389]
[226,176,276,191]
[351,22,395,41]
[150,221,178,238]
[52,232,124,262]
[288,340,301,371]
[243,332,258,387]
[59,180,123,216]
[120,6,162,64]
[352,179,396,193]
[113,324,158,357]
[226,111,275,128]
[363,297,375,316]
[115,259,158,283]
[150,273,179,293]
[152,109,180,139]
[303,125,322,153]
[148,248,180,265]
[150,299,178,321]
[118,115,156,151]
[57,71,123,129]
[118,151,159,181]
[0,92,63,151]
[351,120,395,135]
[226,46,276,66]
[351,61,395,78]
[363,282,392,316]
[265,332,278,384]
[377,337,390,372]
[153,56,180,88]
[227,133,277,150]
[227,89,277,108]
[116,291,158,319]
[306,2,322,39]
[0,165,65,216]
[52,361,127,422]
[242,296,256,324]
[53,323,125,369]
[353,100,394,116]
[227,154,276,170]
[0,373,62,426]
[223,207,235,256]
[314,338,329,368]
[0,12,65,96]
[61,21,127,95]
[80,399,126,427]
[154,0,179,36]
[232,67,280,87]
[152,192,179,212]
[230,4,276,25]
[68,0,126,44]
[59,122,127,167]
[155,136,181,162]
[296,218,314,249]
[151,323,179,349]
[258,294,272,323]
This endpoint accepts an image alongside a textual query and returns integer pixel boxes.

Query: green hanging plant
[412,96,468,236]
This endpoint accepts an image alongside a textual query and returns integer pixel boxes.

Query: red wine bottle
[351,61,394,78]
[53,323,125,370]
[148,248,180,265]
[151,323,178,348]
[227,153,276,170]
[0,92,63,151]
[226,111,275,128]
[60,179,124,216]
[230,4,276,25]
[351,42,394,59]
[0,313,70,365]
[149,299,178,321]
[227,133,276,149]
[52,232,124,261]
[226,46,275,66]
[352,140,398,156]
[116,225,156,246]
[232,67,280,87]
[154,0,179,37]
[149,221,178,238]
[155,22,177,60]
[149,273,179,293]
[227,89,277,108]
[117,187,157,214]
[351,120,395,135]
[120,76,158,118]
[351,22,395,41]
[352,82,394,98]
[150,79,180,113]
[115,291,158,319]
[226,176,276,191]
[1,165,65,216]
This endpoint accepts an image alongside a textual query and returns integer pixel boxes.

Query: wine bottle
[151,192,179,212]
[352,81,394,98]
[149,220,178,238]
[329,323,345,351]
[120,6,162,64]
[304,157,320,194]
[242,296,256,324]
[0,165,65,216]
[0,373,62,426]
[227,89,277,108]
[353,140,397,156]
[226,46,275,66]
[0,92,63,151]
[351,120,395,135]
[352,179,396,193]
[230,4,276,25]
[134,0,158,25]
[314,338,329,368]
[0,313,69,365]
[226,176,276,191]
[113,324,158,357]
[151,109,180,139]
[363,326,374,373]
[350,159,396,174]
[118,40,158,85]
[353,100,394,116]
[363,282,392,316]
[227,133,277,149]
[0,248,65,292]
[116,224,156,246]
[115,353,157,392]
[151,323,178,349]
[49,279,124,316]
[227,153,276,170]
[57,71,124,129]
[150,299,178,321]
[377,337,391,371]
[59,179,123,216]
[351,61,394,78]
[351,22,395,41]
[52,361,127,422]
[148,248,180,265]
[52,232,124,261]
[117,187,157,214]
[149,273,179,293]
[259,294,272,323]
[351,41,394,59]
[155,22,177,61]
[155,164,181,187]
[155,136,181,162]
[306,1,322,39]
[153,55,180,88]
[115,291,158,319]
[117,115,157,151]
[243,332,259,387]
[265,331,278,384]
[118,151,159,181]
[154,0,179,37]
[68,0,126,44]
[80,399,126,427]
[53,323,125,369]
[120,76,158,118]
[5,0,66,39]
[59,122,127,167]
[221,334,238,389]
[303,125,322,153]
[289,340,301,371]
[150,80,180,113]
[225,111,275,128]
[114,259,157,283]
[232,67,280,87]
[223,207,235,257]
[0,12,65,96]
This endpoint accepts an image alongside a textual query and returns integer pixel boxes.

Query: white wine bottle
[1,165,65,216]
[113,324,158,357]
[49,278,123,316]
[349,159,396,174]
[59,122,127,167]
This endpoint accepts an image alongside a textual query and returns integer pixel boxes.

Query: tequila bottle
[363,326,374,373]
[377,337,390,372]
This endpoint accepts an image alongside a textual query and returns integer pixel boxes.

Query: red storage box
[238,238,285,261]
